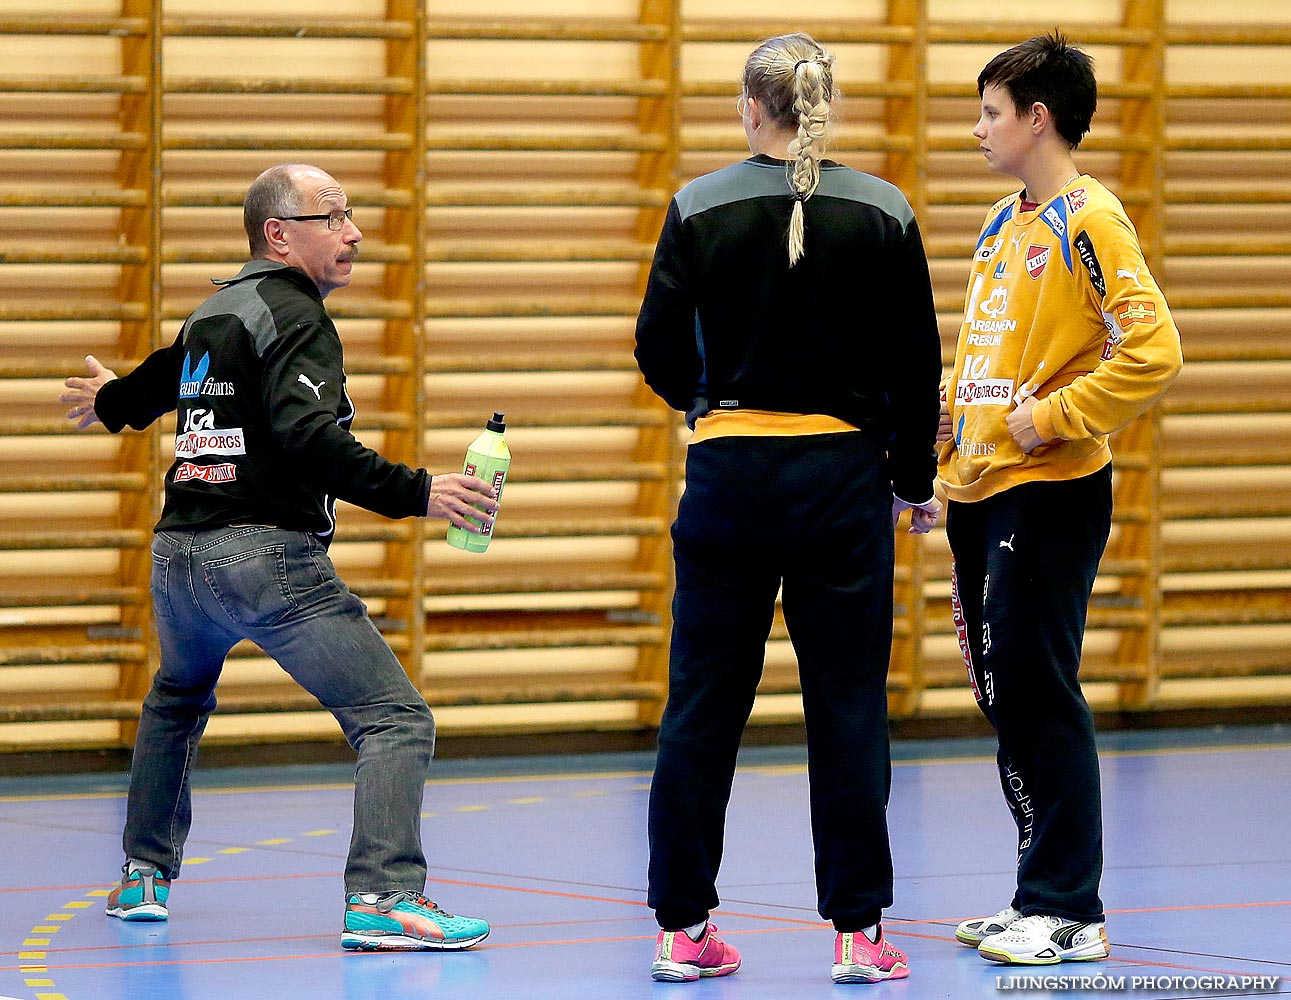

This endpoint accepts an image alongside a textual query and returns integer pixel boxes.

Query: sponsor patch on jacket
[1026,244,1050,279]
[954,379,1015,406]
[174,428,246,459]
[179,352,210,400]
[1042,203,1066,238]
[173,462,237,484]
[1065,187,1088,213]
[975,237,1003,262]
[1073,230,1106,297]
[1039,199,1074,271]
[1115,300,1157,328]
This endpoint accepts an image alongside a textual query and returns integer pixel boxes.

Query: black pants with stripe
[946,465,1113,923]
[647,432,896,932]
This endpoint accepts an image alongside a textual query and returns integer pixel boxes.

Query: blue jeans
[125,525,435,895]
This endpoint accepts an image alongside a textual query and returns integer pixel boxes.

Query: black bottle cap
[486,412,506,432]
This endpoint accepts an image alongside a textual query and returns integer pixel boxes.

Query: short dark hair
[977,31,1097,148]
[243,165,303,257]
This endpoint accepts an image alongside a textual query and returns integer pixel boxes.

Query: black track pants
[648,432,896,932]
[946,465,1113,922]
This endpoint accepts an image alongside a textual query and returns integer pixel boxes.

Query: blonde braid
[786,56,833,266]
[741,34,836,266]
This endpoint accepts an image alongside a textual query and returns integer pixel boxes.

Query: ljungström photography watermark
[995,973,1283,993]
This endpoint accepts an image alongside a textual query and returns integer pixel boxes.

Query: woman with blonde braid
[635,33,941,985]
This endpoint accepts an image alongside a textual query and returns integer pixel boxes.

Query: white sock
[684,920,708,942]
[861,923,879,944]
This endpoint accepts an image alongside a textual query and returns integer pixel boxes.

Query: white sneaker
[954,905,1021,946]
[978,914,1110,965]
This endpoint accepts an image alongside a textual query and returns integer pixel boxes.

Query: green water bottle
[446,412,510,553]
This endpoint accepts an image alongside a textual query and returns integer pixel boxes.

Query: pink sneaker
[650,922,742,982]
[832,926,910,984]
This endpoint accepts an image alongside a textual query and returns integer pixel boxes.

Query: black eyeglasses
[277,208,353,231]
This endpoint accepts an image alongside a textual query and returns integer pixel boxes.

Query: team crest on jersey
[1065,187,1088,213]
[1026,244,1050,279]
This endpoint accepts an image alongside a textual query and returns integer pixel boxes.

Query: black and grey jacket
[634,154,942,502]
[95,260,429,543]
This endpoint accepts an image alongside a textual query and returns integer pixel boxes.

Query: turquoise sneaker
[340,891,490,951]
[105,863,170,922]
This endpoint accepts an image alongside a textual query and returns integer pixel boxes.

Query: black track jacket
[94,260,429,543]
[634,154,941,502]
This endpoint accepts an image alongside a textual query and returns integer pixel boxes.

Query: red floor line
[492,916,657,930]
[10,923,1280,976]
[12,926,1275,977]
[0,882,119,895]
[0,951,346,972]
[1107,899,1291,914]
[0,872,339,894]
[1,923,1282,976]
[920,898,1291,925]
[427,874,826,927]
[885,929,960,944]
[2,917,662,958]
[0,926,824,973]
[2,933,333,957]
[1104,954,1289,978]
[6,871,1288,925]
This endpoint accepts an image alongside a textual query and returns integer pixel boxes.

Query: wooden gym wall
[0,0,1288,755]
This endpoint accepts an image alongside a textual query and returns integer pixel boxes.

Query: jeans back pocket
[203,544,297,628]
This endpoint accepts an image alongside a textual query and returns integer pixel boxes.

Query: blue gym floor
[1,726,1288,1000]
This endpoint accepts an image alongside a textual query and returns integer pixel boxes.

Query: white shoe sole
[106,904,167,921]
[832,962,910,984]
[339,929,489,951]
[650,957,740,982]
[979,941,1109,965]
[650,959,699,982]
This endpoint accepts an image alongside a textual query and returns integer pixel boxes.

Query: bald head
[245,164,361,298]
[243,163,317,258]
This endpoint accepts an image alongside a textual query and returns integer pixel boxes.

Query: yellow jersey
[938,175,1183,502]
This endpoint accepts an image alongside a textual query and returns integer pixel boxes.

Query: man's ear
[265,219,287,250]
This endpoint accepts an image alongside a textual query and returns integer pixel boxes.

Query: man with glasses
[60,163,499,952]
